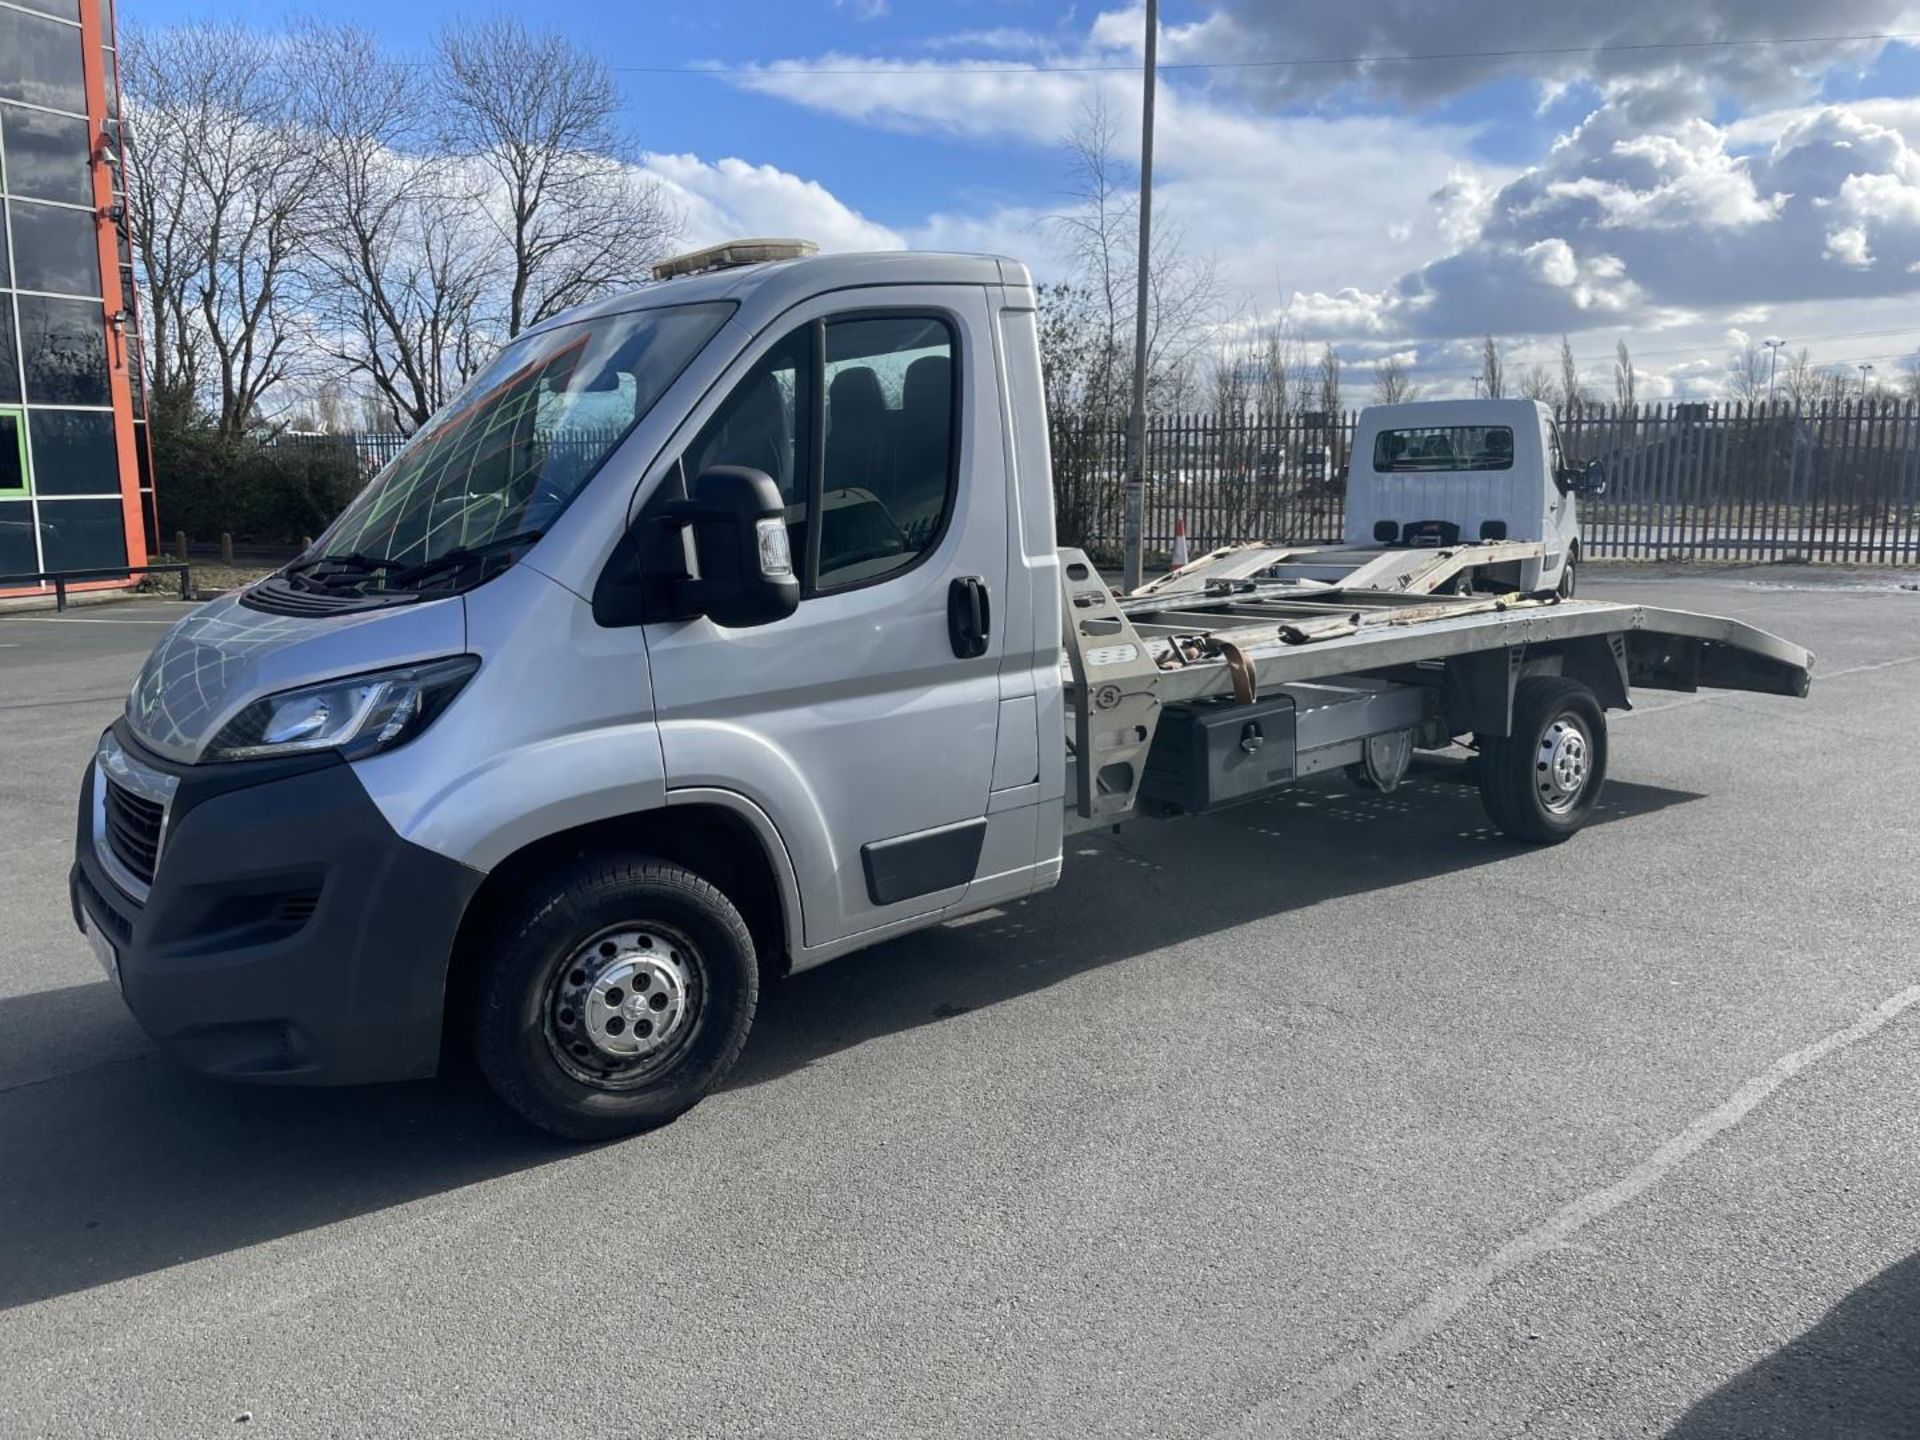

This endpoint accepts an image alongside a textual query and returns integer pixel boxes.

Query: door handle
[947,576,990,659]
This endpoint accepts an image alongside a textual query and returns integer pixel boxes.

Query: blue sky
[123,0,1920,397]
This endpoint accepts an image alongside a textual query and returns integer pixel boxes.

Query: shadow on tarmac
[1667,1252,1920,1439]
[0,760,1698,1312]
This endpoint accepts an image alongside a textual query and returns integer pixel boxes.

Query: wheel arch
[442,792,802,1054]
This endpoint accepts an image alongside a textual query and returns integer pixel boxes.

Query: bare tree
[298,22,496,432]
[437,17,678,339]
[1519,363,1559,404]
[1258,316,1307,413]
[1048,97,1131,416]
[1779,347,1819,411]
[122,23,316,434]
[1372,353,1413,404]
[1902,360,1920,403]
[1614,339,1637,411]
[1317,343,1342,416]
[1045,95,1218,419]
[1558,335,1585,410]
[1727,336,1766,402]
[1478,335,1505,399]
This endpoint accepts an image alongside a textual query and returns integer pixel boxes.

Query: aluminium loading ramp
[1059,548,1814,828]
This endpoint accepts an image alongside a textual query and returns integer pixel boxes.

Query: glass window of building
[2,106,93,204]
[11,200,102,296]
[0,9,89,114]
[0,304,19,403]
[16,294,111,406]
[29,409,116,495]
[38,497,127,570]
[0,410,29,495]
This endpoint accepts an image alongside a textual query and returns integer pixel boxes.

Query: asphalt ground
[1,569,1916,1439]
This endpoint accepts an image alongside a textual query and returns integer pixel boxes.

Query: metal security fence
[1051,400,1920,566]
[263,402,1920,566]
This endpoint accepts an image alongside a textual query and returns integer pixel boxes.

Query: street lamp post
[1120,0,1158,593]
[1859,363,1876,400]
[1763,337,1784,409]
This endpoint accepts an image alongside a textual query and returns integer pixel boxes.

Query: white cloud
[1826,225,1874,266]
[639,154,904,253]
[1283,102,1920,341]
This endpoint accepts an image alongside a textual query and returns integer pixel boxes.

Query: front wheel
[472,857,759,1140]
[1557,553,1578,598]
[1478,677,1607,844]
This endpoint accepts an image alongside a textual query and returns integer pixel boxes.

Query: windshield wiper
[281,551,405,591]
[387,530,545,588]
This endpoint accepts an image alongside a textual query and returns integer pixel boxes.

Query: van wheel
[472,857,758,1141]
[1557,554,1577,598]
[1478,677,1607,844]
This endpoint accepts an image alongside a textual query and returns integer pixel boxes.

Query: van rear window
[1373,425,1514,472]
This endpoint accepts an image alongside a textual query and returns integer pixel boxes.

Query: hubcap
[545,927,703,1089]
[1535,715,1591,813]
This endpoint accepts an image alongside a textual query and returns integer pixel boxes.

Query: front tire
[1478,677,1607,844]
[473,857,759,1140]
[1557,553,1577,598]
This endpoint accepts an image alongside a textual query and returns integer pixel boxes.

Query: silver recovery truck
[71,244,1812,1138]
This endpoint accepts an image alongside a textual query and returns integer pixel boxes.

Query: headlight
[204,656,480,762]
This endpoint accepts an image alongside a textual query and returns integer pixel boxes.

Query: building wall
[0,0,150,590]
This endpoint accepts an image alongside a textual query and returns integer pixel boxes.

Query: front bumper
[71,720,484,1085]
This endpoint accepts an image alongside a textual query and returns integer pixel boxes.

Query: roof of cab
[526,250,1034,338]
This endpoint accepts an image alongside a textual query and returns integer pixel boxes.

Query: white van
[1345,399,1591,595]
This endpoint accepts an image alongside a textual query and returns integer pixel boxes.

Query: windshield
[1373,425,1515,473]
[312,300,733,585]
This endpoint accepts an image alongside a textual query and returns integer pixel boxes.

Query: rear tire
[1478,677,1606,844]
[472,856,759,1141]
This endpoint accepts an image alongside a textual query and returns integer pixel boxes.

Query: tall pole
[1763,337,1783,409]
[1859,362,1875,398]
[1121,0,1158,592]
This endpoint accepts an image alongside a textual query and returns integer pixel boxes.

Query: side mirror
[662,466,799,628]
[1577,458,1608,497]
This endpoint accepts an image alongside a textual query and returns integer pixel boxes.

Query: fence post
[174,530,188,563]
[220,533,234,565]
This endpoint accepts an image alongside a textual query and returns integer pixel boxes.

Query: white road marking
[5,615,181,625]
[1220,980,1920,1437]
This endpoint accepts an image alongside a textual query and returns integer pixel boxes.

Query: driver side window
[678,311,959,595]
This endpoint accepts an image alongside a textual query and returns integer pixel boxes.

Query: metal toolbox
[1138,695,1299,816]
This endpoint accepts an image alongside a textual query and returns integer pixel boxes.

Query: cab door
[642,287,1008,947]
[1544,417,1578,582]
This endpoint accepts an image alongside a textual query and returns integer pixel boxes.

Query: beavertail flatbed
[1062,548,1811,831]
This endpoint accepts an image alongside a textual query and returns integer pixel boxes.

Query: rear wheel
[473,857,759,1140]
[1478,677,1606,844]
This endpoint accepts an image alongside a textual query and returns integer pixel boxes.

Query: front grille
[103,777,165,887]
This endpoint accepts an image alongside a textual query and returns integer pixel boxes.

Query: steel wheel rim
[1535,714,1592,813]
[543,924,706,1091]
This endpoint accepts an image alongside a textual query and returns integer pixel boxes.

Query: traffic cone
[1170,516,1190,568]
